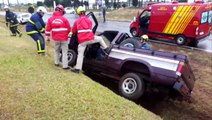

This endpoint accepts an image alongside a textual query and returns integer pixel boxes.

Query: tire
[130,28,137,37]
[59,49,77,67]
[119,73,145,101]
[120,38,141,48]
[175,35,187,45]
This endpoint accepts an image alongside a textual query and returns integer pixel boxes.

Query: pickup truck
[64,12,196,101]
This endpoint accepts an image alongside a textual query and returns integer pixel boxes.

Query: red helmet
[56,4,64,12]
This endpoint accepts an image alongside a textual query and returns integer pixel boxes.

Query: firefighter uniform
[71,6,108,73]
[5,10,22,37]
[26,12,46,55]
[45,4,71,69]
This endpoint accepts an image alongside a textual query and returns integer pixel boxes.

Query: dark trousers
[10,26,21,35]
[103,15,106,22]
[29,33,45,54]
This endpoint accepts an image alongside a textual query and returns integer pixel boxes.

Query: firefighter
[26,6,47,56]
[140,35,151,50]
[45,4,71,69]
[71,6,108,73]
[4,5,22,37]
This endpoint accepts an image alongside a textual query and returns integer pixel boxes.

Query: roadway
[44,13,212,53]
[0,11,211,52]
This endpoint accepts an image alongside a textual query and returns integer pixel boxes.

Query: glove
[6,23,8,27]
[68,32,73,37]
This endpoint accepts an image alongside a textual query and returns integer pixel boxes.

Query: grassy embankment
[106,8,212,120]
[0,18,161,119]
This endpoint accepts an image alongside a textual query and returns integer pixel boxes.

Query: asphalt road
[42,13,212,53]
[0,12,211,52]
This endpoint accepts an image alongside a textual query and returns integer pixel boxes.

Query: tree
[132,0,138,7]
[84,1,89,8]
[74,0,80,8]
[37,1,44,6]
[105,0,109,7]
[44,0,53,7]
[60,0,72,7]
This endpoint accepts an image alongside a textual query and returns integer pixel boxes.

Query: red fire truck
[130,1,212,46]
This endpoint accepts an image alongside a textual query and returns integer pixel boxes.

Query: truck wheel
[120,38,141,48]
[60,49,77,67]
[119,73,145,101]
[175,35,186,45]
[130,28,137,37]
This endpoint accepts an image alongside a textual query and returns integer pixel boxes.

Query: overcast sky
[2,0,43,4]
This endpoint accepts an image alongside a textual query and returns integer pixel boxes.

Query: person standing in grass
[45,4,71,70]
[4,5,22,37]
[26,6,47,56]
[71,6,108,74]
[102,5,107,22]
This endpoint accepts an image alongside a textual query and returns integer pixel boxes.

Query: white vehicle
[64,7,75,14]
[17,13,31,24]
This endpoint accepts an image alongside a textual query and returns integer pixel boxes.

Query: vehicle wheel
[60,49,77,67]
[130,28,137,37]
[120,38,141,48]
[119,73,145,101]
[175,35,186,45]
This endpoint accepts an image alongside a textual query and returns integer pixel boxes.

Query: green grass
[106,8,142,22]
[0,21,161,119]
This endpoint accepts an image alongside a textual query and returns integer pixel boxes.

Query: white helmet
[37,6,47,14]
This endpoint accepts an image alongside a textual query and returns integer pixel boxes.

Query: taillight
[195,27,199,35]
[176,62,184,76]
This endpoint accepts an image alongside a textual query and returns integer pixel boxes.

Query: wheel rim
[177,37,185,44]
[122,78,137,94]
[124,43,134,48]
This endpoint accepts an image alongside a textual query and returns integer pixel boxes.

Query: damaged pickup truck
[64,12,196,101]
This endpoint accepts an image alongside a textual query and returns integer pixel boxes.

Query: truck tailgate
[181,61,196,90]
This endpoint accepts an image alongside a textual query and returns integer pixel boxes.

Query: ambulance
[130,1,212,46]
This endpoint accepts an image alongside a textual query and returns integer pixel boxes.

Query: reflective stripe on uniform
[27,31,38,35]
[29,19,35,24]
[10,24,19,27]
[52,28,68,31]
[37,40,42,52]
[78,29,92,33]
[38,50,45,53]
[17,29,22,34]
[45,31,50,34]
[40,28,45,33]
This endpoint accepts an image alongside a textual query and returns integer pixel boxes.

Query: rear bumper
[173,79,193,101]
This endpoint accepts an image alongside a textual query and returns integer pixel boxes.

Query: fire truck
[130,1,212,46]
